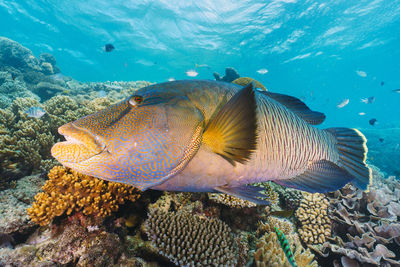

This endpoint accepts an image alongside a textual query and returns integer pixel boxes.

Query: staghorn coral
[232,77,267,90]
[145,208,238,266]
[27,166,141,226]
[295,193,331,245]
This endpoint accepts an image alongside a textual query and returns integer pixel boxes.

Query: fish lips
[51,122,107,164]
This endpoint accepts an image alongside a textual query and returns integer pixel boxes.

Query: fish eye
[129,95,144,106]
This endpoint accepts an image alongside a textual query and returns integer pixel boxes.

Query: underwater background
[1,1,400,266]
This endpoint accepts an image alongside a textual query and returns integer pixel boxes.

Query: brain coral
[145,208,238,266]
[27,166,141,226]
[295,193,331,245]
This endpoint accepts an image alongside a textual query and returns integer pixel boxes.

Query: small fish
[274,226,298,267]
[392,89,400,93]
[25,107,46,118]
[270,210,294,218]
[381,81,385,86]
[257,68,268,75]
[104,43,115,52]
[185,70,198,77]
[337,98,349,108]
[379,138,384,142]
[11,73,17,80]
[52,80,371,205]
[62,90,71,94]
[50,73,70,82]
[369,118,377,126]
[195,64,211,69]
[98,90,107,97]
[358,112,366,116]
[356,70,367,77]
[168,77,175,82]
[360,96,375,104]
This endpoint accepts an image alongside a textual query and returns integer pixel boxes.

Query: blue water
[1,0,400,128]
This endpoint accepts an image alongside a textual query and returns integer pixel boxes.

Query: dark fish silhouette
[381,81,385,86]
[379,138,384,142]
[104,43,115,52]
[369,118,377,126]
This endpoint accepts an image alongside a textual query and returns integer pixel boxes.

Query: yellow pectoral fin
[202,82,258,165]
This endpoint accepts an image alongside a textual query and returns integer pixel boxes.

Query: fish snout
[51,122,106,164]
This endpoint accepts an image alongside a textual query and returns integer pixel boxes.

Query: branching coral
[295,193,331,245]
[27,166,141,226]
[254,216,317,267]
[208,182,278,208]
[145,208,238,266]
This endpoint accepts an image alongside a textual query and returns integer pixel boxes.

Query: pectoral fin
[202,82,258,165]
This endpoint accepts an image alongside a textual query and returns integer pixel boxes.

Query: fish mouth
[51,122,107,164]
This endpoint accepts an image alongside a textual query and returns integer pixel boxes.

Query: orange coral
[27,166,141,226]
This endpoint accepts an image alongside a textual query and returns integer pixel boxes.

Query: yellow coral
[27,166,141,226]
[295,193,331,245]
[254,231,317,267]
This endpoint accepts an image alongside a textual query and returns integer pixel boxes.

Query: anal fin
[274,160,353,193]
[214,185,271,205]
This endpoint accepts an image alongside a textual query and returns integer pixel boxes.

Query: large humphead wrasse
[51,80,372,204]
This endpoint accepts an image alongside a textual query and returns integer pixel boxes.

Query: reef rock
[0,37,42,72]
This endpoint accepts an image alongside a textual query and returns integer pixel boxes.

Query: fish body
[392,89,400,93]
[356,70,367,77]
[361,96,375,104]
[25,107,46,118]
[274,226,298,267]
[104,43,114,52]
[185,70,198,77]
[257,68,268,74]
[51,80,371,204]
[337,98,349,108]
[369,118,377,126]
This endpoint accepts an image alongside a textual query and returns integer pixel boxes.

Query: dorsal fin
[261,91,326,125]
[202,82,258,165]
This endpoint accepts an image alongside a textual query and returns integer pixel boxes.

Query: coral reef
[0,175,45,234]
[254,216,318,267]
[311,165,400,266]
[295,193,331,245]
[27,166,141,226]
[144,208,238,266]
[274,185,304,210]
[213,67,240,82]
[232,77,267,90]
[208,193,257,208]
[0,213,148,266]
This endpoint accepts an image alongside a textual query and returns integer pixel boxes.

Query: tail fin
[325,127,372,190]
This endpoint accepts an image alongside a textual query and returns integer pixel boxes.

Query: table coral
[144,208,238,266]
[312,166,400,266]
[295,193,331,245]
[27,166,141,226]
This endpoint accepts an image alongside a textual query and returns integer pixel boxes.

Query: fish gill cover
[0,1,400,267]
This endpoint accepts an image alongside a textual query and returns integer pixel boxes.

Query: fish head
[51,84,205,190]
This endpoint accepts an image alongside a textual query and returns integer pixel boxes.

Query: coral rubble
[145,208,238,266]
[27,166,141,226]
